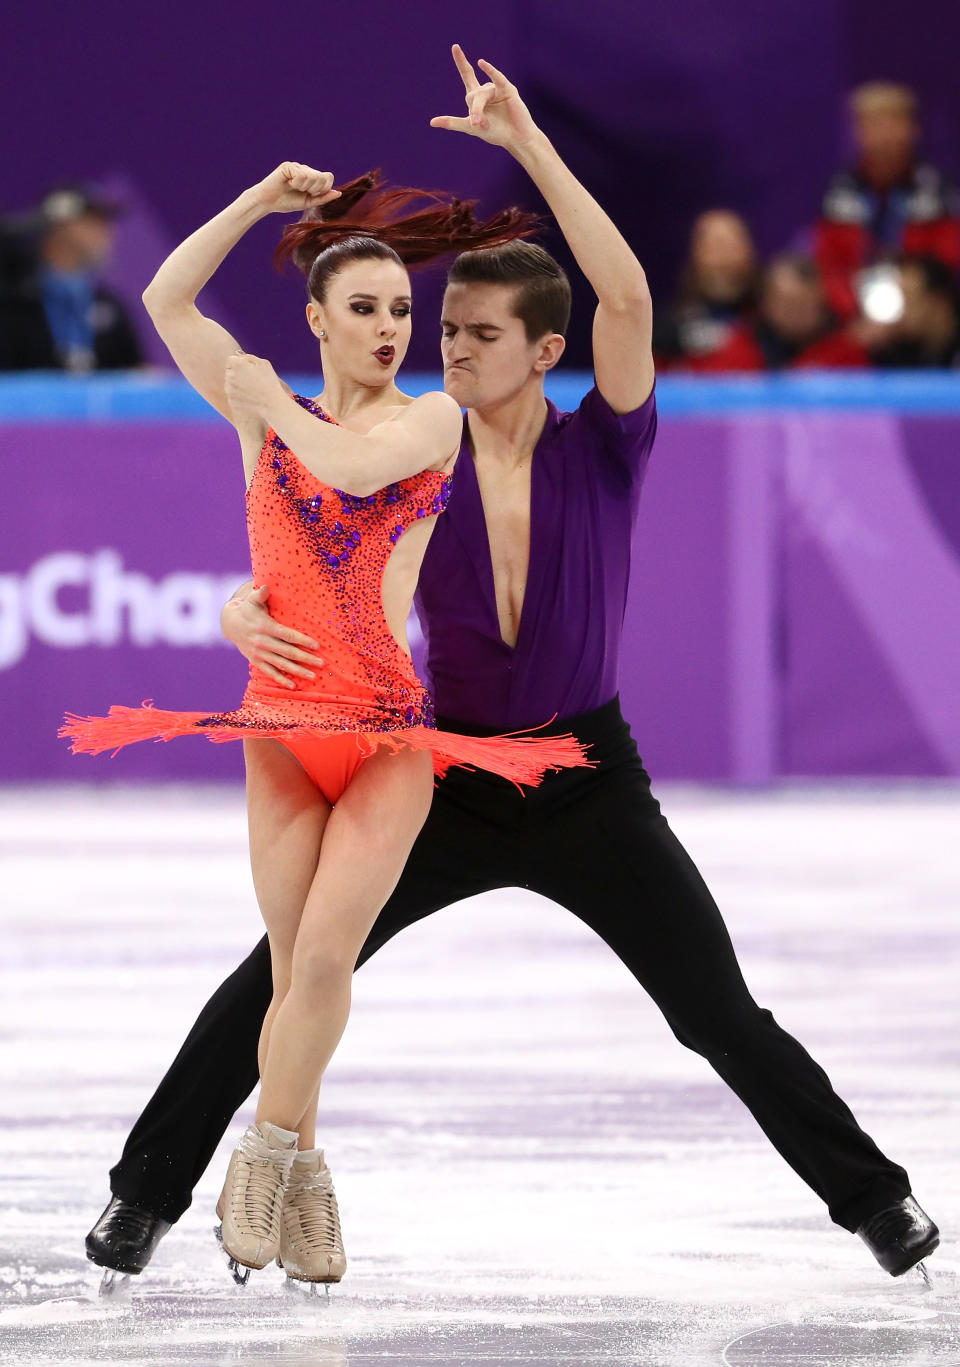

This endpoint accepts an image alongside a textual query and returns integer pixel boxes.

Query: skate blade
[916,1259,933,1290]
[98,1269,131,1298]
[213,1223,251,1288]
[283,1276,330,1298]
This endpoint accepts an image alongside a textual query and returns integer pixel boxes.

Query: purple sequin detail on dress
[253,394,450,731]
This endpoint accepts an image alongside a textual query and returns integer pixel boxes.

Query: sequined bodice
[63,395,591,779]
[245,395,452,718]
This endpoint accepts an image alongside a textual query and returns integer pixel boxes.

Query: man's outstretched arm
[431,44,654,413]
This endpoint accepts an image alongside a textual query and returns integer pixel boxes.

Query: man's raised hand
[429,45,539,152]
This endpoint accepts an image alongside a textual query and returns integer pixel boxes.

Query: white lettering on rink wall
[0,551,249,670]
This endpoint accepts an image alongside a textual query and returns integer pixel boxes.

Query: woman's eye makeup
[349,303,411,317]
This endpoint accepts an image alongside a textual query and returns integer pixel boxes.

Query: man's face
[854,108,918,169]
[440,281,553,410]
[43,213,114,271]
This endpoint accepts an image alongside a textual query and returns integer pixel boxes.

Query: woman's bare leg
[244,738,331,1147]
[297,1087,321,1149]
[256,746,434,1132]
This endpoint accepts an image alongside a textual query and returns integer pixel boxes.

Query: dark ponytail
[274,169,540,302]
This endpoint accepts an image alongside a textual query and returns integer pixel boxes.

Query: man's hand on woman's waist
[221,581,325,689]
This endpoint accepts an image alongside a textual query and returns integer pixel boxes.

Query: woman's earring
[318,329,326,339]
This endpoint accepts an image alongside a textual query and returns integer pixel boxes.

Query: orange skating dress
[61,396,590,801]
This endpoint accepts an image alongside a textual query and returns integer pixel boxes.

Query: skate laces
[860,1200,917,1243]
[103,1205,160,1239]
[285,1164,343,1253]
[230,1129,296,1238]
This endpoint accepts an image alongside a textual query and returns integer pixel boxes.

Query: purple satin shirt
[415,385,658,728]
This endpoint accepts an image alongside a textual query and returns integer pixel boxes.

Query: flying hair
[274,169,541,301]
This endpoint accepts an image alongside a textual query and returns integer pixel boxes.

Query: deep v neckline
[461,439,540,655]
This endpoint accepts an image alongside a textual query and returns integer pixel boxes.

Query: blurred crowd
[0,186,142,372]
[656,82,960,373]
[2,81,959,376]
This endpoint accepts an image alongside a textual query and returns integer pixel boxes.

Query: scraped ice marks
[723,1295,960,1365]
[0,1289,132,1325]
[0,1256,132,1325]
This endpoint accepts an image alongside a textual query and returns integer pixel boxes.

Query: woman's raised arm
[225,355,463,495]
[141,164,340,422]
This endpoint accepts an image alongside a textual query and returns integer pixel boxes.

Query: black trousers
[110,697,910,1232]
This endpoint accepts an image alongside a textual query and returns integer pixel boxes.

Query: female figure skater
[62,162,588,1286]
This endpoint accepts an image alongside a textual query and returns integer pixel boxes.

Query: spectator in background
[0,185,143,372]
[871,255,960,369]
[690,255,867,372]
[816,83,960,320]
[654,209,759,367]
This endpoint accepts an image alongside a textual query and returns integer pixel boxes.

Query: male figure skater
[89,47,937,1284]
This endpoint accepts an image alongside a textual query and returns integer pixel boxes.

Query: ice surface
[1,783,958,1365]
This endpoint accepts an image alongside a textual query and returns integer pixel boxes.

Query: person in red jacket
[815,82,960,320]
[689,255,867,372]
[653,209,760,368]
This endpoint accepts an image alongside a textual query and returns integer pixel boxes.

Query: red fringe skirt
[60,700,592,793]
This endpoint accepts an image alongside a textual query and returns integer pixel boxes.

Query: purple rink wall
[2,372,959,785]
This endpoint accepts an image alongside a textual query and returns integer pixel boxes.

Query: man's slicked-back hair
[447,241,572,341]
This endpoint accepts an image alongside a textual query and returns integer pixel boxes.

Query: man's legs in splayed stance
[87,765,519,1280]
[521,700,937,1276]
[90,703,937,1282]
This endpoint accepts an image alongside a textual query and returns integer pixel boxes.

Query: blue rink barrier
[3,370,960,420]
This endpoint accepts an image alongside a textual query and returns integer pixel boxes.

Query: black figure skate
[86,1196,172,1295]
[857,1195,939,1286]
